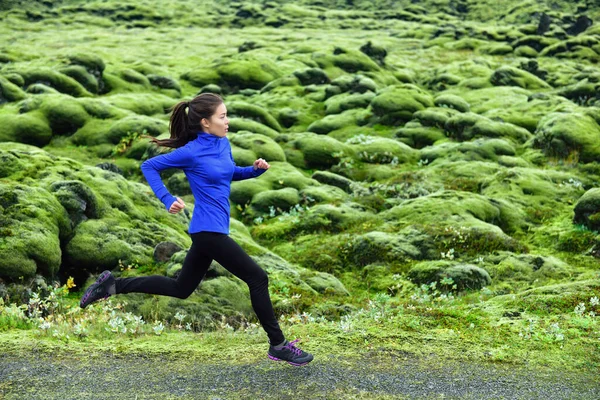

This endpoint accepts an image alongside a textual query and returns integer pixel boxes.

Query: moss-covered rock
[324,92,375,115]
[227,101,282,131]
[349,228,437,267]
[370,84,434,124]
[533,112,600,163]
[394,124,446,149]
[19,69,92,97]
[444,112,532,143]
[490,66,551,90]
[408,261,491,291]
[420,138,516,164]
[299,184,349,203]
[251,187,300,212]
[229,132,285,162]
[314,47,381,74]
[325,74,378,97]
[574,188,600,232]
[307,109,369,135]
[228,118,279,138]
[59,65,99,94]
[0,112,53,147]
[293,68,330,86]
[38,95,90,136]
[0,76,27,103]
[311,170,354,193]
[413,107,460,129]
[288,133,353,169]
[351,137,418,165]
[484,252,571,283]
[303,271,349,296]
[433,94,470,113]
[0,182,68,282]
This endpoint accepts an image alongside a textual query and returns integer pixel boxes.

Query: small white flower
[590,297,599,307]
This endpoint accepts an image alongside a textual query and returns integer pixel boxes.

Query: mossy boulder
[574,188,600,232]
[394,124,446,149]
[38,95,90,136]
[484,252,571,282]
[251,187,300,212]
[420,138,516,164]
[412,107,460,129]
[352,137,418,165]
[288,133,353,169]
[325,74,378,97]
[293,68,330,86]
[227,102,282,131]
[324,92,375,115]
[307,109,369,135]
[314,47,381,74]
[533,112,600,163]
[433,94,470,113]
[228,118,279,138]
[59,65,99,94]
[299,185,349,203]
[444,112,532,143]
[0,76,27,103]
[370,85,434,124]
[19,69,92,97]
[311,170,355,193]
[349,228,437,267]
[490,66,551,90]
[49,180,99,228]
[230,179,271,206]
[229,132,286,162]
[303,271,349,296]
[0,182,69,282]
[0,112,52,147]
[408,261,492,291]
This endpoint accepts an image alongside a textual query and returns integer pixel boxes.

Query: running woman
[80,93,313,366]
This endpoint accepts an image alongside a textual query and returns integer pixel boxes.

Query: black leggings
[115,231,285,345]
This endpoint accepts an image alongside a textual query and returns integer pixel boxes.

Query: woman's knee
[249,268,269,288]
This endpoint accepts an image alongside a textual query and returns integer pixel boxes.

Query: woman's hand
[253,158,270,170]
[169,197,185,214]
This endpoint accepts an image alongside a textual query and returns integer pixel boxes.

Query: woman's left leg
[203,233,285,346]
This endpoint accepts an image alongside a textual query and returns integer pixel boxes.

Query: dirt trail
[1,351,598,399]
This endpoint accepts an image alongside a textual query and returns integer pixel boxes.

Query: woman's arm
[141,146,193,210]
[231,157,270,181]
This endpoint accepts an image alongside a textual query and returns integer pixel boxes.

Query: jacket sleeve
[230,152,267,181]
[141,146,193,210]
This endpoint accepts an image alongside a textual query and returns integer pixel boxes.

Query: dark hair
[148,93,223,148]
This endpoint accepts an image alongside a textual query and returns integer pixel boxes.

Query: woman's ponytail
[146,93,223,149]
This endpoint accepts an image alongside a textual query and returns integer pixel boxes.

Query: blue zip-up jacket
[141,132,266,234]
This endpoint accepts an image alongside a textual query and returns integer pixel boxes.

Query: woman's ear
[200,118,210,129]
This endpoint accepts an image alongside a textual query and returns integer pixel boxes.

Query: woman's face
[202,103,229,137]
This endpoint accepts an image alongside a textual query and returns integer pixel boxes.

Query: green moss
[38,95,89,136]
[292,68,330,86]
[0,182,68,281]
[514,45,539,58]
[574,188,600,231]
[226,101,282,131]
[19,69,92,97]
[299,184,349,203]
[433,94,470,113]
[229,132,285,162]
[421,138,516,164]
[533,112,600,163]
[290,133,353,169]
[0,112,52,147]
[444,112,532,143]
[490,66,551,90]
[251,187,300,212]
[104,93,175,116]
[324,92,375,115]
[352,137,418,165]
[228,118,279,138]
[413,107,460,129]
[307,109,369,135]
[394,124,446,149]
[59,65,99,94]
[0,76,27,103]
[311,170,354,193]
[370,84,434,125]
[302,271,349,296]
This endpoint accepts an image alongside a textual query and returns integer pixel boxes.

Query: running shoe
[79,270,114,309]
[268,339,313,366]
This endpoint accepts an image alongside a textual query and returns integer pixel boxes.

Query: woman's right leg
[115,239,212,299]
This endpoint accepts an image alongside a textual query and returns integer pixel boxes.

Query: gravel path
[1,351,598,399]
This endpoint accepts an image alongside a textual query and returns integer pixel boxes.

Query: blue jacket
[141,132,266,234]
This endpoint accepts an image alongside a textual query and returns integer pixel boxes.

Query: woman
[80,93,313,366]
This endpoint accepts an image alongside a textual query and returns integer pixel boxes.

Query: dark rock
[537,13,551,35]
[154,242,183,263]
[567,15,593,35]
[359,41,387,65]
[96,162,124,175]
